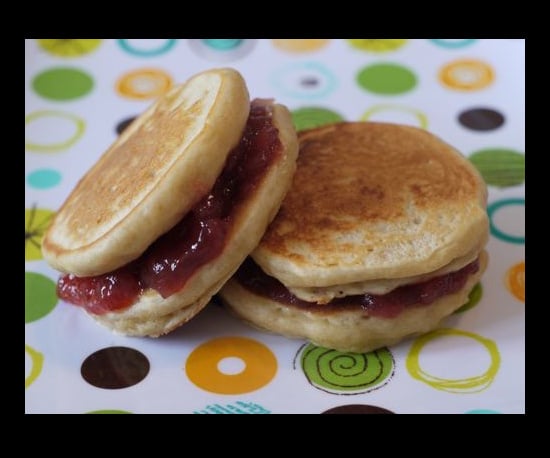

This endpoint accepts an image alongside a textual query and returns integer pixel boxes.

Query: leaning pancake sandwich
[42,68,298,337]
[220,122,489,353]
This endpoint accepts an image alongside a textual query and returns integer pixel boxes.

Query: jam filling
[235,257,480,319]
[58,100,282,315]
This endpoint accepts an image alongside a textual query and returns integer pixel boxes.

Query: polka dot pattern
[487,198,525,244]
[271,62,338,99]
[347,39,407,52]
[38,39,101,57]
[186,337,277,395]
[115,116,137,135]
[458,107,505,131]
[32,67,94,101]
[25,207,55,261]
[273,39,330,53]
[469,148,525,187]
[25,272,58,323]
[430,39,477,49]
[118,39,177,57]
[25,39,524,414]
[189,39,257,62]
[81,347,150,389]
[291,106,344,131]
[406,329,501,393]
[25,110,85,152]
[297,344,394,394]
[356,63,417,95]
[361,104,428,128]
[505,262,525,302]
[115,68,173,100]
[25,344,44,389]
[454,283,483,314]
[322,404,395,414]
[27,169,62,189]
[439,59,494,91]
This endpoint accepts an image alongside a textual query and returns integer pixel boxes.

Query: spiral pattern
[299,344,394,394]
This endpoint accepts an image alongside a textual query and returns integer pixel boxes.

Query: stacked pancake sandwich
[42,68,298,337]
[220,122,489,353]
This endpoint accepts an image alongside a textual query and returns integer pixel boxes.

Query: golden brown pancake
[43,68,250,276]
[220,121,489,352]
[253,122,488,287]
[90,103,298,336]
[42,69,299,337]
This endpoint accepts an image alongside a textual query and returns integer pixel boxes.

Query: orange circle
[185,337,277,394]
[505,261,525,302]
[116,68,173,100]
[439,59,494,91]
[272,39,330,53]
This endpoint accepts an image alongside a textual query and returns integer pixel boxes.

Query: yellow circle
[116,68,173,100]
[347,39,407,52]
[272,39,330,53]
[505,261,525,302]
[25,110,86,152]
[186,337,277,394]
[38,39,101,57]
[439,59,494,91]
[25,207,55,261]
[25,344,44,389]
[361,104,428,129]
[406,328,500,393]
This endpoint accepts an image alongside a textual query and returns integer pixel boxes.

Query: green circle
[27,169,62,189]
[291,107,344,131]
[300,344,394,393]
[86,410,133,414]
[454,283,483,314]
[25,272,58,323]
[32,67,94,101]
[469,149,525,188]
[357,63,417,95]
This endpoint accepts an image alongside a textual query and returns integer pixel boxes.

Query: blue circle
[118,39,177,57]
[202,39,243,50]
[430,39,477,49]
[465,409,501,414]
[487,198,525,244]
[271,62,338,100]
[189,40,257,62]
[27,169,62,189]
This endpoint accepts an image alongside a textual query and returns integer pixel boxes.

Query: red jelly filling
[235,257,480,318]
[58,100,282,315]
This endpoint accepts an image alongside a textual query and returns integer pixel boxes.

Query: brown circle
[458,108,505,131]
[322,404,395,414]
[115,116,137,135]
[81,346,150,389]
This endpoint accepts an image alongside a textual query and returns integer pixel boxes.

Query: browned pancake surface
[253,122,488,287]
[43,68,250,276]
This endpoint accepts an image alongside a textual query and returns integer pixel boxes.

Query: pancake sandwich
[42,68,298,337]
[220,122,489,353]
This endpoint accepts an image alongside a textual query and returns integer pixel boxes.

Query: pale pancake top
[252,122,489,288]
[43,68,250,276]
